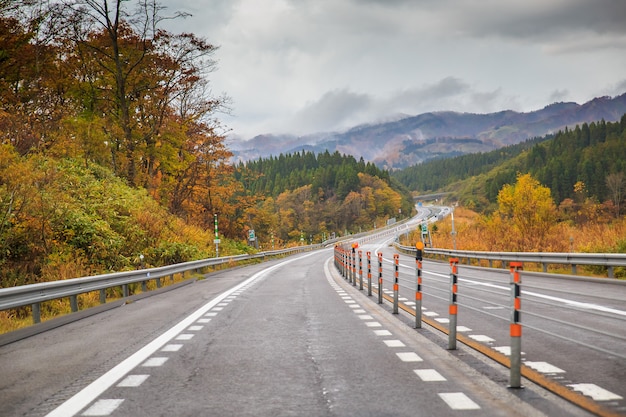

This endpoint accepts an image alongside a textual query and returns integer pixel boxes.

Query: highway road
[364,230,626,417]
[0,232,602,417]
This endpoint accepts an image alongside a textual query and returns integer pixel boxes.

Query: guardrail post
[608,266,614,279]
[123,284,129,298]
[509,261,523,388]
[367,251,372,296]
[378,252,383,304]
[141,280,147,293]
[70,295,78,313]
[156,277,162,288]
[571,264,577,275]
[449,258,459,350]
[32,303,41,324]
[358,250,363,290]
[393,254,399,314]
[99,289,106,304]
[415,242,424,329]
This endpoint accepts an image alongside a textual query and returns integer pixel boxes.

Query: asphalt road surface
[0,246,601,417]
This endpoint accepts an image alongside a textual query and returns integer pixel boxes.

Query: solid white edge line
[45,254,314,417]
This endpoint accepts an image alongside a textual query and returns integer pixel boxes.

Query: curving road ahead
[0,235,600,417]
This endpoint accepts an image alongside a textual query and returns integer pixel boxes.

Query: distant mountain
[230,93,626,169]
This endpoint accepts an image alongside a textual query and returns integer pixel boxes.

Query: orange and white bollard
[393,254,400,314]
[509,261,523,388]
[358,250,363,290]
[377,252,383,304]
[415,242,424,329]
[367,251,372,296]
[449,258,459,350]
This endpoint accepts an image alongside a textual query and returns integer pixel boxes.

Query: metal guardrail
[394,243,626,278]
[0,245,319,323]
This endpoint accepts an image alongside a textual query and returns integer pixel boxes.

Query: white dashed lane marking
[438,392,481,410]
[414,369,447,382]
[469,335,494,343]
[373,330,392,336]
[383,340,406,348]
[117,375,149,388]
[161,344,183,352]
[141,357,168,367]
[568,384,623,401]
[81,399,124,416]
[524,361,565,374]
[396,352,423,362]
[175,334,194,341]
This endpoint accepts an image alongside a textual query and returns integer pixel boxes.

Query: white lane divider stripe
[568,384,623,401]
[414,369,446,382]
[141,357,168,367]
[161,344,183,352]
[175,334,194,341]
[45,253,316,417]
[469,335,494,343]
[365,321,382,327]
[117,375,149,388]
[373,330,392,336]
[524,361,565,374]
[383,340,406,348]
[438,392,481,410]
[187,325,204,331]
[396,352,423,362]
[358,315,374,320]
[81,399,124,416]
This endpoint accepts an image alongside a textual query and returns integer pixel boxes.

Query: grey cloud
[549,89,570,103]
[447,0,626,41]
[289,89,373,133]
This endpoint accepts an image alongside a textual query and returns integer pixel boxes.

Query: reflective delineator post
[352,248,356,286]
[393,254,399,314]
[378,252,383,304]
[449,258,459,350]
[358,250,363,290]
[509,261,524,388]
[351,243,358,286]
[415,242,424,329]
[367,251,372,296]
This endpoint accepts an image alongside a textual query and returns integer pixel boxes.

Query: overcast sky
[160,0,626,140]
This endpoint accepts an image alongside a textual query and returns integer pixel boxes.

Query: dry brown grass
[403,206,626,278]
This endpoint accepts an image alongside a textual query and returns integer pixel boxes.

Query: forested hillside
[395,115,626,214]
[0,2,410,289]
[235,151,415,244]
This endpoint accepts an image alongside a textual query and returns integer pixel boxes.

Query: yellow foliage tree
[496,173,557,251]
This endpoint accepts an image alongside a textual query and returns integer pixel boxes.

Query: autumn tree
[496,173,557,251]
[60,0,225,187]
[0,1,67,153]
[606,172,625,218]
